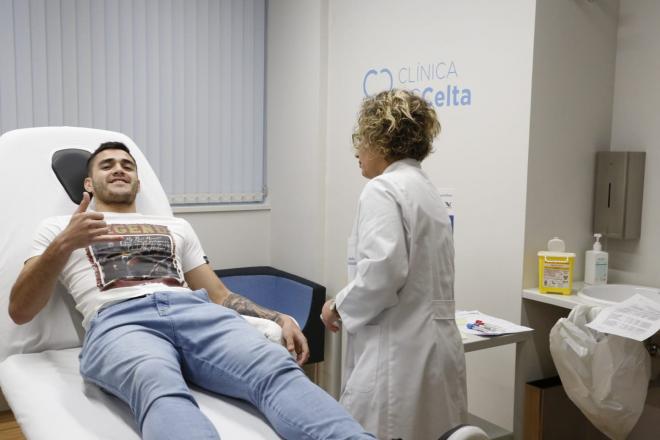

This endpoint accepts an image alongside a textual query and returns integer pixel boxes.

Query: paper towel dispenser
[593,151,645,240]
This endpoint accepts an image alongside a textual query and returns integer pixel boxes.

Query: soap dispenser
[584,233,608,285]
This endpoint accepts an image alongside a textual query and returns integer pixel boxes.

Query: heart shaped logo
[362,68,393,97]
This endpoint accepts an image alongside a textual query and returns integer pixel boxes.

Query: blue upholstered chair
[214,267,326,364]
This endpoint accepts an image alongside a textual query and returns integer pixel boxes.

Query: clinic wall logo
[362,60,472,109]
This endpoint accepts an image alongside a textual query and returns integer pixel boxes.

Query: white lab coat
[335,159,467,440]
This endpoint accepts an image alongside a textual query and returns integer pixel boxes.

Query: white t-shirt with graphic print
[28,212,207,330]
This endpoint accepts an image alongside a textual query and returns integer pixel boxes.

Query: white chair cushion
[0,348,279,439]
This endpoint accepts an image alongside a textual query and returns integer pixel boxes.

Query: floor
[0,412,24,440]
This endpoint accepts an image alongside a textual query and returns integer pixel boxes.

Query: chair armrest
[214,266,325,364]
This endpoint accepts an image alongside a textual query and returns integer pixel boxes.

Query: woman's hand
[321,299,341,333]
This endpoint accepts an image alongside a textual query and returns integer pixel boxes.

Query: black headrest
[51,148,92,204]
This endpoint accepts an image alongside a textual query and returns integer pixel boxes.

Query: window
[0,0,266,205]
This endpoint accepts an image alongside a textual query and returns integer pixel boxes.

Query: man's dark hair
[86,141,137,176]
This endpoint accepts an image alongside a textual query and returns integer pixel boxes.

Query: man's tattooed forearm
[222,293,282,324]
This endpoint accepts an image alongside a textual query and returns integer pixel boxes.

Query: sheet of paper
[585,293,660,341]
[456,310,533,336]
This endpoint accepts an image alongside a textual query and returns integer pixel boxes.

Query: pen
[476,320,502,332]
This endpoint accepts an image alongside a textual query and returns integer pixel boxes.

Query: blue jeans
[79,290,374,440]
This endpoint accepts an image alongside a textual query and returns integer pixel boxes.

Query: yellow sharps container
[538,237,575,295]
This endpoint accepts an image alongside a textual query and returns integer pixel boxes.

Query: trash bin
[524,377,609,440]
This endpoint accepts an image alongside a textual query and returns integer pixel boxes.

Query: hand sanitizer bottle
[584,233,608,285]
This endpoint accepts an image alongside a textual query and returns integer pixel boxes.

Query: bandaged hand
[278,315,309,366]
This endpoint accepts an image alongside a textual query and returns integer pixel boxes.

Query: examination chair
[0,126,309,439]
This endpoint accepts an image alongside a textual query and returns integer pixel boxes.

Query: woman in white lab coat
[322,89,467,440]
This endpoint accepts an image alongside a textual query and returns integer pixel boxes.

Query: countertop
[522,282,589,310]
[462,330,532,352]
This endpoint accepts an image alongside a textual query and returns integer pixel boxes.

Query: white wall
[324,0,536,429]
[177,210,271,270]
[608,0,660,287]
[523,0,620,289]
[266,0,327,284]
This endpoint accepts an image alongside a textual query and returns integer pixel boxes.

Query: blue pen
[466,322,487,332]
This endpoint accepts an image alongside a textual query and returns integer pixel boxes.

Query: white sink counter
[522,283,590,310]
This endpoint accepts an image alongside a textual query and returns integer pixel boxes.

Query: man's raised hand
[60,192,124,252]
[74,191,92,215]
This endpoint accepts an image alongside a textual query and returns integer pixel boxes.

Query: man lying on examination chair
[9,142,374,440]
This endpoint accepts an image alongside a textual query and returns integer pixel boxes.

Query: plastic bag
[549,304,651,440]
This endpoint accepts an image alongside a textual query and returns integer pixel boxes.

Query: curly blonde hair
[352,89,440,161]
